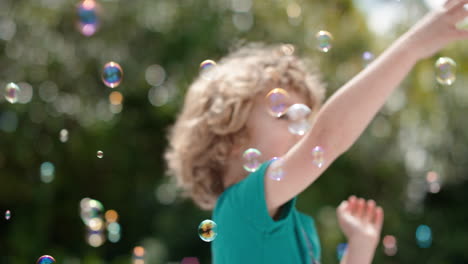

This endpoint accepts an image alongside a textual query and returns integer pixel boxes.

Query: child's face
[244,89,310,161]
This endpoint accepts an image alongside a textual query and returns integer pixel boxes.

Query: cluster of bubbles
[132,246,145,264]
[315,30,333,53]
[36,255,56,264]
[198,219,217,242]
[102,62,124,88]
[5,210,11,220]
[416,224,432,248]
[199,60,218,81]
[76,0,100,37]
[382,235,397,256]
[435,57,456,86]
[40,162,55,184]
[336,243,348,261]
[4,82,19,104]
[97,150,104,159]
[80,198,121,247]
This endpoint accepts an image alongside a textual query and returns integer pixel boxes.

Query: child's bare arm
[264,0,468,213]
[337,196,384,264]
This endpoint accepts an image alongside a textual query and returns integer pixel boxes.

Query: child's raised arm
[265,0,468,214]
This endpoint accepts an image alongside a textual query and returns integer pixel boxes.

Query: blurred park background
[1,0,468,263]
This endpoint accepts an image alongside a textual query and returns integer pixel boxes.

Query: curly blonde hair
[164,43,326,210]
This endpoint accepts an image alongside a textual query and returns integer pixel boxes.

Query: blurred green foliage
[1,0,468,263]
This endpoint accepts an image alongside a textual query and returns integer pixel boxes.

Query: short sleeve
[222,160,297,232]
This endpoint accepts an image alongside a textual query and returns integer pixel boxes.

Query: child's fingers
[448,2,468,23]
[446,0,468,10]
[373,206,384,231]
[355,198,365,218]
[364,200,376,222]
[337,200,348,215]
[348,195,357,214]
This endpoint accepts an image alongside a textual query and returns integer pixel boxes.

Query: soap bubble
[5,82,20,103]
[267,157,285,181]
[5,210,11,220]
[76,0,100,36]
[315,30,333,52]
[97,150,104,159]
[36,255,56,264]
[102,62,123,88]
[200,60,218,80]
[435,57,456,86]
[198,219,217,242]
[265,88,290,118]
[242,148,262,172]
[311,146,325,168]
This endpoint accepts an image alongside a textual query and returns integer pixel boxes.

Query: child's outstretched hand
[336,196,384,247]
[404,0,468,60]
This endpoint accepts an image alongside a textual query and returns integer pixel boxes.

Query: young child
[165,1,468,263]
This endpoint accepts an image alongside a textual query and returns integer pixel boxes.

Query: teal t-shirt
[212,160,321,264]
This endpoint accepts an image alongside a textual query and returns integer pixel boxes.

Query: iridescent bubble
[382,235,398,256]
[5,210,11,220]
[435,57,456,86]
[200,60,218,81]
[80,198,104,225]
[102,62,123,88]
[336,243,347,261]
[362,51,374,66]
[97,150,104,159]
[5,82,20,103]
[267,157,285,181]
[76,0,100,37]
[60,129,69,143]
[198,219,217,242]
[36,255,56,264]
[416,224,432,248]
[287,104,312,136]
[242,148,262,172]
[315,30,333,52]
[265,88,290,117]
[40,162,55,183]
[311,146,325,168]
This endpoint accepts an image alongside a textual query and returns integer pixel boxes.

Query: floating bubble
[40,162,55,183]
[36,255,56,264]
[287,103,311,121]
[435,57,456,86]
[336,243,347,261]
[315,30,333,52]
[5,82,20,103]
[198,219,217,242]
[200,60,218,81]
[242,148,262,172]
[416,224,432,248]
[288,119,311,136]
[362,51,374,66]
[97,150,104,159]
[311,146,325,168]
[5,210,11,220]
[76,0,99,36]
[267,157,285,181]
[265,88,290,118]
[102,62,123,88]
[59,129,69,143]
[383,235,398,256]
[80,198,104,225]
